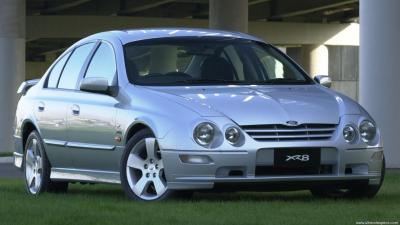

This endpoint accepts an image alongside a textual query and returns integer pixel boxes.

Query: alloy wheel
[25,138,43,194]
[126,138,167,200]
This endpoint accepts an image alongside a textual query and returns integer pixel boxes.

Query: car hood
[145,85,360,125]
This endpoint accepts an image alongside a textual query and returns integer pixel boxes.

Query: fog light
[179,155,213,164]
[371,151,384,161]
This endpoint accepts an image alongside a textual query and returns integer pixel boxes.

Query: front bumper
[162,147,384,190]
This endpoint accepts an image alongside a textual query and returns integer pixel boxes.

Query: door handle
[37,102,45,112]
[71,104,80,116]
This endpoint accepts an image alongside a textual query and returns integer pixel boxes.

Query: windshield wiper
[172,79,246,84]
[161,78,309,86]
[262,78,309,84]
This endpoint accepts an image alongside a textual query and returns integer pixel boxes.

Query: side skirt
[50,168,121,184]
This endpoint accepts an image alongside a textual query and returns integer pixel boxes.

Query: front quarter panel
[116,85,201,146]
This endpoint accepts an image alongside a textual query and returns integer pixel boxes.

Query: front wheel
[120,129,174,201]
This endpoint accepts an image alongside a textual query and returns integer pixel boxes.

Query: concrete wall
[26,61,51,80]
[328,46,359,100]
[27,45,360,90]
[287,46,359,101]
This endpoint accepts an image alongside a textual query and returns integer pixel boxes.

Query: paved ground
[0,163,23,179]
[0,157,13,163]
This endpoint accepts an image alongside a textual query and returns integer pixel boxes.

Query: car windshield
[124,37,313,86]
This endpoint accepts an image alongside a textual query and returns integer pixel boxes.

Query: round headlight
[343,125,356,143]
[225,127,241,144]
[359,120,376,142]
[193,122,215,146]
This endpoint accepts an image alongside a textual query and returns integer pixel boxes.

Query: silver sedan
[13,28,385,201]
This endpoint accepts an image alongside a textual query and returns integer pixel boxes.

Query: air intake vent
[241,124,337,142]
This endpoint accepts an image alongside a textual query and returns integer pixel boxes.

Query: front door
[65,41,121,171]
[65,92,119,171]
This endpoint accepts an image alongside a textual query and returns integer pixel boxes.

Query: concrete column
[209,0,248,33]
[0,0,25,153]
[360,0,400,168]
[300,45,329,77]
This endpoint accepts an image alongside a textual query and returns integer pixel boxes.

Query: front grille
[241,124,337,142]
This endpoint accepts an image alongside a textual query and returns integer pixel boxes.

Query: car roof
[77,28,265,46]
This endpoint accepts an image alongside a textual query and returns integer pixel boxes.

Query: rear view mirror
[314,75,332,88]
[80,77,112,95]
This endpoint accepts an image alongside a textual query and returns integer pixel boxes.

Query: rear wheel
[120,129,175,201]
[24,131,68,195]
[310,157,385,199]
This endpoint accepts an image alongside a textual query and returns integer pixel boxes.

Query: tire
[120,128,176,201]
[23,130,68,195]
[310,157,385,199]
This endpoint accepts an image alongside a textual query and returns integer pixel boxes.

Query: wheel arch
[124,122,155,144]
[21,120,40,151]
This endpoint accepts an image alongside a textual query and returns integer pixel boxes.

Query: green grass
[0,172,399,225]
[0,152,12,157]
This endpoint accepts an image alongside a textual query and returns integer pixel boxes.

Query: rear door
[35,52,71,168]
[65,41,120,171]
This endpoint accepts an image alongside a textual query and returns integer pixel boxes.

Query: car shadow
[65,185,126,199]
[64,185,316,202]
[190,191,316,202]
[58,183,399,203]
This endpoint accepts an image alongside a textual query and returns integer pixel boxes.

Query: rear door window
[58,43,96,90]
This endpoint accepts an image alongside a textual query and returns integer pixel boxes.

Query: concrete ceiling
[26,0,359,61]
[27,0,359,22]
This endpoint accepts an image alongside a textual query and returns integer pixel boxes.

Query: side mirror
[314,75,332,88]
[80,77,112,95]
